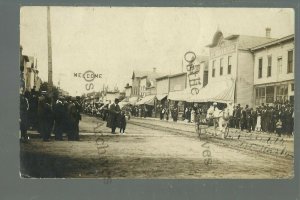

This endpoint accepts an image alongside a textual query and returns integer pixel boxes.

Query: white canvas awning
[187,78,235,103]
[136,95,156,105]
[128,96,138,105]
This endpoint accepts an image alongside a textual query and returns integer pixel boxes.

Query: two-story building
[251,34,295,106]
[20,46,41,92]
[131,68,164,99]
[189,30,276,106]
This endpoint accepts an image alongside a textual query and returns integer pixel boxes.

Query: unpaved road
[20,115,294,179]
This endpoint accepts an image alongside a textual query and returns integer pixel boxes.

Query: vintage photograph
[20,7,294,178]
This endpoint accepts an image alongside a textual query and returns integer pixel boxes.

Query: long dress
[255,112,261,131]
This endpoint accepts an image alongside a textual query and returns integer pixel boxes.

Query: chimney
[265,27,271,38]
[153,67,156,72]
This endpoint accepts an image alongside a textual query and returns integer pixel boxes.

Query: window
[255,87,266,106]
[291,83,294,92]
[277,57,282,74]
[220,58,223,76]
[267,56,272,77]
[228,56,232,74]
[276,85,288,103]
[266,86,275,103]
[287,50,293,73]
[258,58,263,78]
[212,60,216,77]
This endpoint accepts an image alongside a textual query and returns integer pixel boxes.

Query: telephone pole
[47,6,53,96]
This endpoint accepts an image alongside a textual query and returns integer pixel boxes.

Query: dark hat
[115,98,119,102]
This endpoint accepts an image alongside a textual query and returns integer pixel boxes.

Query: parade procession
[19,7,295,179]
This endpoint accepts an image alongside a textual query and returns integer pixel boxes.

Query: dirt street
[20,115,294,179]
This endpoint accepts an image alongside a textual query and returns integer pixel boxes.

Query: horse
[206,107,230,139]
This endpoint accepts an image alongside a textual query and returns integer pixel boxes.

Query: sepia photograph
[19,7,294,179]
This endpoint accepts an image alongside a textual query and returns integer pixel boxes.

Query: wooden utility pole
[47,6,53,96]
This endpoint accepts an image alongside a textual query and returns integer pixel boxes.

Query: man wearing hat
[109,98,121,134]
[235,104,241,129]
[67,97,81,140]
[53,96,65,140]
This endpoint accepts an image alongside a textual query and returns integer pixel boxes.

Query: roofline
[251,34,294,51]
[169,72,186,78]
[156,75,169,80]
[156,72,187,80]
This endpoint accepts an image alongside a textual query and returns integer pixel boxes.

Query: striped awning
[187,79,235,103]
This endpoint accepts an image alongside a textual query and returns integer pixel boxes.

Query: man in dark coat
[41,96,54,141]
[53,97,65,140]
[261,106,267,132]
[109,98,121,134]
[20,90,29,141]
[268,106,275,133]
[67,97,80,140]
[235,104,241,129]
[246,106,252,132]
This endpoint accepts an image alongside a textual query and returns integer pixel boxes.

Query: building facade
[251,34,295,106]
[131,68,165,98]
[124,83,132,98]
[203,30,275,106]
[169,73,187,92]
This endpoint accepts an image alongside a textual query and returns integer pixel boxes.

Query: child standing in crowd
[119,110,127,134]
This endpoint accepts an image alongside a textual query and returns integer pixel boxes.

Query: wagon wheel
[224,126,229,139]
[213,119,219,137]
[195,123,201,139]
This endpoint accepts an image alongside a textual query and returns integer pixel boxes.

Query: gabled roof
[236,35,277,50]
[251,34,294,51]
[207,30,277,50]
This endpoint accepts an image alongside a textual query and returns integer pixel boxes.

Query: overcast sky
[20,7,294,96]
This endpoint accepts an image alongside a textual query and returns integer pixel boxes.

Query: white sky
[20,7,294,96]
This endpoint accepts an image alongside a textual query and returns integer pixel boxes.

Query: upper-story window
[212,60,216,77]
[228,56,232,74]
[277,57,282,74]
[258,58,263,79]
[287,50,293,73]
[267,56,272,77]
[220,58,223,76]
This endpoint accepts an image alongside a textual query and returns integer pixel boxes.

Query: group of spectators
[155,101,295,136]
[130,105,153,118]
[20,88,82,142]
[229,102,294,136]
[82,99,127,134]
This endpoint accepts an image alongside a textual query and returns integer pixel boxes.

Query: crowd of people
[229,102,294,136]
[136,101,295,136]
[20,88,82,142]
[82,98,127,134]
[22,89,294,140]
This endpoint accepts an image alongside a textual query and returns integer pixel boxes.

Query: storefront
[254,80,294,106]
